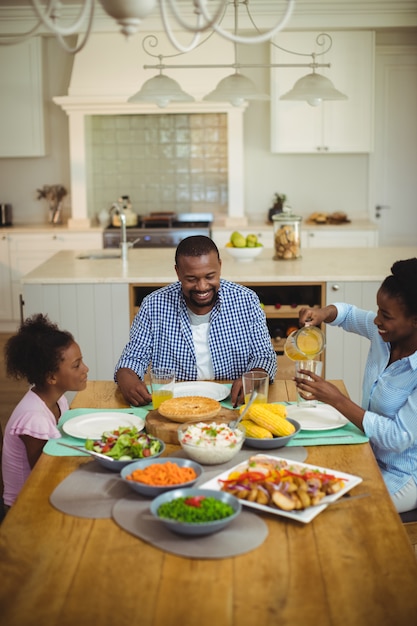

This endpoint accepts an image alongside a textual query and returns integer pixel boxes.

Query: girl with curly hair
[2,314,88,509]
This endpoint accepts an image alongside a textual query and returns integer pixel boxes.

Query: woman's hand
[294,369,345,406]
[299,305,338,327]
[294,368,366,431]
[116,368,152,406]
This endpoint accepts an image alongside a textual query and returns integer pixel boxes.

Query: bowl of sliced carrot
[120,457,204,497]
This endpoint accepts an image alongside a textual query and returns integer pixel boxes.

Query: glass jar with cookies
[272,209,302,260]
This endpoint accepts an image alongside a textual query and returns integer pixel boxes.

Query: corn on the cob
[239,402,287,419]
[240,419,273,439]
[260,403,287,419]
[248,405,295,437]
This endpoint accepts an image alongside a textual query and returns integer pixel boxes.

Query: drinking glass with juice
[150,368,175,409]
[242,371,269,404]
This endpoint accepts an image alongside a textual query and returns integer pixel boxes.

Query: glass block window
[86,113,228,219]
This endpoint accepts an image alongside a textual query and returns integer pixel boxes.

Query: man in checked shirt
[115,236,277,407]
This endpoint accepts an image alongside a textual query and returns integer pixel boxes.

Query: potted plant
[268,193,287,223]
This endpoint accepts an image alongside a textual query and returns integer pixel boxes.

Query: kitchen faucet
[119,211,129,263]
[110,202,130,262]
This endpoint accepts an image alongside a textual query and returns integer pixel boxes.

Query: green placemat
[288,422,368,446]
[44,407,149,456]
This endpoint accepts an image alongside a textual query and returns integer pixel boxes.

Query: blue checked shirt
[331,303,417,494]
[115,279,277,384]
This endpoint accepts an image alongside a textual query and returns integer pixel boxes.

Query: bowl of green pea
[150,487,242,536]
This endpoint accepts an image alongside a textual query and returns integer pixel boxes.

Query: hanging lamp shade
[203,73,270,107]
[280,72,348,107]
[128,74,195,108]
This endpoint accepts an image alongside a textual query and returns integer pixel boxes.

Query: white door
[370,46,417,246]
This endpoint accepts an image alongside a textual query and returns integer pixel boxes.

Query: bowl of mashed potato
[177,421,245,465]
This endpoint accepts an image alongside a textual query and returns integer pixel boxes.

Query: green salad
[85,426,162,460]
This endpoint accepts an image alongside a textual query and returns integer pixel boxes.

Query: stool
[400,508,417,547]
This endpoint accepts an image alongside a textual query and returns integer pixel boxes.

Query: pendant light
[280,70,348,107]
[128,72,194,108]
[203,72,269,107]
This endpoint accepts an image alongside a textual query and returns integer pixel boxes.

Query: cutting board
[146,407,238,445]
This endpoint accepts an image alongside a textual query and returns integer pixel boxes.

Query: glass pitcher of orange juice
[284,325,325,361]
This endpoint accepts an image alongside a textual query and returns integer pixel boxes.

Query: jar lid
[272,211,302,223]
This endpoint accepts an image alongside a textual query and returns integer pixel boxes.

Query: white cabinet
[325,281,380,405]
[23,282,130,380]
[4,231,102,323]
[271,31,375,154]
[0,234,12,320]
[302,229,378,248]
[0,38,45,157]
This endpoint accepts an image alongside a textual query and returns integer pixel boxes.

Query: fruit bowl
[224,246,263,262]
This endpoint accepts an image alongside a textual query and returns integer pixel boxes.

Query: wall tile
[87,113,228,218]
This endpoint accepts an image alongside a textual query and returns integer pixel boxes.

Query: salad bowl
[85,427,165,472]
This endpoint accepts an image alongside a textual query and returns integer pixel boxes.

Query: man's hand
[230,378,244,407]
[116,368,152,406]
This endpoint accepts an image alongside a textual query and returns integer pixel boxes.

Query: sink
[77,253,121,260]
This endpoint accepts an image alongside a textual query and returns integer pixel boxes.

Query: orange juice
[244,393,268,405]
[284,327,325,361]
[152,390,174,409]
[297,332,321,357]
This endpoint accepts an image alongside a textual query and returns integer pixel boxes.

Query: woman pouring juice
[294,258,417,515]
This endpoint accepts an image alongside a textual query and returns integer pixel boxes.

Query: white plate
[62,412,146,440]
[286,404,349,431]
[200,454,362,524]
[174,382,230,402]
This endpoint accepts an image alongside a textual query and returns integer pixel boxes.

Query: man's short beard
[189,288,217,309]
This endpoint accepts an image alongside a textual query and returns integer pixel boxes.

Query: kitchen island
[21,246,416,399]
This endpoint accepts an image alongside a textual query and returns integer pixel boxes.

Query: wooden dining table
[1,380,417,626]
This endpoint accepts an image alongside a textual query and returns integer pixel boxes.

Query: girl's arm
[20,435,47,468]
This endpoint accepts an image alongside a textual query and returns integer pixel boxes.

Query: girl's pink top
[2,389,68,506]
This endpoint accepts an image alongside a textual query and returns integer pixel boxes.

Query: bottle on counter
[272,207,302,260]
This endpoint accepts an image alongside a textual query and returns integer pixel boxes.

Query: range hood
[54,33,245,228]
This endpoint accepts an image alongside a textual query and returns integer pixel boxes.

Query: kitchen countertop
[212,218,379,232]
[21,246,416,285]
[0,224,103,233]
[2,217,377,234]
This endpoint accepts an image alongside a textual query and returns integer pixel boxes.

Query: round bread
[158,396,222,423]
